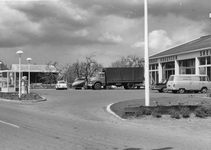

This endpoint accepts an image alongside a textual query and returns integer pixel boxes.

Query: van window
[200,76,208,81]
[168,76,174,81]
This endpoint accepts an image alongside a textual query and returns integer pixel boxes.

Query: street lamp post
[16,50,23,99]
[26,58,32,94]
[0,62,2,90]
[0,62,2,77]
[0,61,2,70]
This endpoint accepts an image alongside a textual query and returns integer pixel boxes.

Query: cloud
[0,0,211,68]
[98,32,123,43]
[149,30,172,55]
[131,42,144,48]
[131,30,172,55]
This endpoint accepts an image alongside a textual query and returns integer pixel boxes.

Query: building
[0,64,58,92]
[10,64,58,83]
[149,35,211,83]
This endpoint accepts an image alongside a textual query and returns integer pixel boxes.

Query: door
[189,76,200,90]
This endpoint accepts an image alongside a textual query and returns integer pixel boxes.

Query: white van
[166,75,211,94]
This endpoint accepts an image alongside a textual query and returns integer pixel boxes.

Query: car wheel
[178,88,185,94]
[201,87,207,93]
[162,87,168,93]
[94,82,101,90]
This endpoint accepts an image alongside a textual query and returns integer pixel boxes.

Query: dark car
[72,78,86,89]
[152,79,168,93]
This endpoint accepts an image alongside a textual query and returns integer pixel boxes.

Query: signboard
[160,55,177,62]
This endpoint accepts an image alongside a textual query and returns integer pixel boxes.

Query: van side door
[199,76,209,90]
[190,76,200,90]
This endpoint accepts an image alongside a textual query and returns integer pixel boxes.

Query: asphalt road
[0,89,210,150]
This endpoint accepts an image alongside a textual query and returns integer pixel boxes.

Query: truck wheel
[178,88,185,94]
[124,85,129,89]
[172,90,177,93]
[201,87,207,93]
[127,83,135,89]
[94,83,101,90]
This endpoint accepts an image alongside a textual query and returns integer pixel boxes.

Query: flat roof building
[0,64,58,92]
[149,35,211,83]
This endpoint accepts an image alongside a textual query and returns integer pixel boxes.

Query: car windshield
[168,76,174,81]
[159,79,167,83]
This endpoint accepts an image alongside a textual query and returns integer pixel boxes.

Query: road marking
[0,120,20,128]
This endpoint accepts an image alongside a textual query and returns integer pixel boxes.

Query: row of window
[149,57,211,82]
[149,57,211,70]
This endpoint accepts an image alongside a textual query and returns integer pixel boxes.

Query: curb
[106,103,126,121]
[0,95,46,103]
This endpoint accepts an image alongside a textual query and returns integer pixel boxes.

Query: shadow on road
[152,147,173,150]
[122,147,173,150]
[123,148,143,150]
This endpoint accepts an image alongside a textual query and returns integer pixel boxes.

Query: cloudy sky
[0,0,211,67]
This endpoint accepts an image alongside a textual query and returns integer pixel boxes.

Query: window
[200,76,207,81]
[207,56,211,65]
[168,75,174,81]
[199,57,206,65]
[150,64,158,70]
[179,59,195,67]
[199,67,206,74]
[179,59,195,74]
[162,62,175,79]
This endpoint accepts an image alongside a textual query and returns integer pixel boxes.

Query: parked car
[152,79,168,93]
[56,80,68,90]
[72,78,86,89]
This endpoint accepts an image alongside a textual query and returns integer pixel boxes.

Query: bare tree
[62,56,103,85]
[83,56,103,81]
[111,54,144,67]
[38,61,60,85]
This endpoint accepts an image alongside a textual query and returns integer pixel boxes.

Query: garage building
[149,35,211,83]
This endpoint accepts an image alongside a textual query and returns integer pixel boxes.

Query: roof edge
[149,35,210,58]
[150,46,211,59]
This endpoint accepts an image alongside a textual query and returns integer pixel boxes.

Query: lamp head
[16,50,23,55]
[26,57,32,62]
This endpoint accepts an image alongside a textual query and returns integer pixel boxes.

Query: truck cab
[87,72,105,90]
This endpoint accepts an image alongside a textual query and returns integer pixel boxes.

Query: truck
[87,67,144,90]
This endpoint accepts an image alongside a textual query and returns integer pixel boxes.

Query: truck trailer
[87,67,144,90]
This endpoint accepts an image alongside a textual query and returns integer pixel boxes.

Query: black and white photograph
[0,0,211,150]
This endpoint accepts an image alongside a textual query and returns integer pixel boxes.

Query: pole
[26,58,32,94]
[28,60,31,94]
[18,55,21,99]
[17,50,23,99]
[144,0,150,106]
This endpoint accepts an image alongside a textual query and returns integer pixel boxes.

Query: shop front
[149,35,211,83]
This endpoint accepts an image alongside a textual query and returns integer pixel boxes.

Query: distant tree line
[39,54,144,86]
